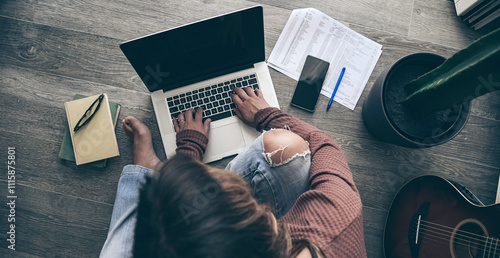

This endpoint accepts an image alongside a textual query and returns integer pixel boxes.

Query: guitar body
[384,175,500,258]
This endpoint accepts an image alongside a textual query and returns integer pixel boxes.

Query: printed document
[268,8,383,110]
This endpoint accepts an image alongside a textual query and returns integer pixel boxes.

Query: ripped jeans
[225,130,311,219]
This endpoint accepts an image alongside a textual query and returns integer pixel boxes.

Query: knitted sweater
[175,107,367,257]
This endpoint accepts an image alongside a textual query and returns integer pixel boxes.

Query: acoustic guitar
[384,175,500,257]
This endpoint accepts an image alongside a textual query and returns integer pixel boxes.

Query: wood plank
[0,64,156,142]
[0,7,289,97]
[436,114,500,168]
[0,0,295,70]
[409,0,482,49]
[470,90,500,122]
[0,130,124,204]
[362,206,386,258]
[0,65,165,204]
[0,0,286,44]
[0,247,41,258]
[0,182,112,257]
[248,0,414,36]
[0,16,142,92]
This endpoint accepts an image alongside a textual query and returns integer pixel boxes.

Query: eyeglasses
[74,94,104,133]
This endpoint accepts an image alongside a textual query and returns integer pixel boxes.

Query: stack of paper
[268,8,383,110]
[455,0,500,30]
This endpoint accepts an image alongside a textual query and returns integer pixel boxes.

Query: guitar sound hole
[450,219,488,258]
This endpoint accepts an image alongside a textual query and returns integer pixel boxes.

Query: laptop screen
[120,6,265,92]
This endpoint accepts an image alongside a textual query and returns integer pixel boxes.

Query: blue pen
[326,67,346,111]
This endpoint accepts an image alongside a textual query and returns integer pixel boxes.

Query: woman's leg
[225,129,311,218]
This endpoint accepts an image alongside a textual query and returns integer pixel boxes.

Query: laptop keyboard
[167,74,259,122]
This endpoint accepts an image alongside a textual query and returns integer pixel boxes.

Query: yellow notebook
[64,94,120,165]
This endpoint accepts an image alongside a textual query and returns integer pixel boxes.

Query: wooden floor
[1,0,499,257]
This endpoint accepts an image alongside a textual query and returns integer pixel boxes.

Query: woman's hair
[290,240,325,258]
[132,154,291,258]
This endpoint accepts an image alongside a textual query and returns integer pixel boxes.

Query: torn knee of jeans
[262,128,310,166]
[264,144,289,166]
[264,147,310,167]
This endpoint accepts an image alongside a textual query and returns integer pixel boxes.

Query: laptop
[120,6,279,163]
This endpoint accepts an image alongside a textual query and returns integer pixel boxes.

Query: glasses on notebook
[74,94,104,132]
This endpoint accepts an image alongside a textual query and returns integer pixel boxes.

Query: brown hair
[133,154,291,257]
[290,239,325,258]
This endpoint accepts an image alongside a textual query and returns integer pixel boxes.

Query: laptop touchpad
[205,122,246,157]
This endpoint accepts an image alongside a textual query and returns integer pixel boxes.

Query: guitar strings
[422,226,488,249]
[423,219,497,249]
[420,229,500,258]
[416,219,499,254]
[415,226,497,256]
[424,220,491,240]
[420,221,494,249]
[418,231,469,250]
[418,231,499,258]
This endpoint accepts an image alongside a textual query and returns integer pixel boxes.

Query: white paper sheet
[268,8,383,110]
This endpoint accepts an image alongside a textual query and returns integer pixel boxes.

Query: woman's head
[133,154,291,257]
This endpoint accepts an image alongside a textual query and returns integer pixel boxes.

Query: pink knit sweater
[176,107,367,257]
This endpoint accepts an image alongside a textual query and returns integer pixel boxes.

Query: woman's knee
[262,129,310,165]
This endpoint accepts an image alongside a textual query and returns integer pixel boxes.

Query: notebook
[59,94,121,167]
[120,6,279,163]
[64,93,120,165]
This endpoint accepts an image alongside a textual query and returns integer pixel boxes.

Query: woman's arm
[175,130,208,160]
[173,108,211,160]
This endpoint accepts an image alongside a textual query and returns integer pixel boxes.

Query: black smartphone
[290,55,330,112]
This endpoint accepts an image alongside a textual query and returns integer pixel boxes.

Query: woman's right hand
[173,108,211,137]
[231,87,270,128]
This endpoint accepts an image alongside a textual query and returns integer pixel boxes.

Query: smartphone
[290,55,330,112]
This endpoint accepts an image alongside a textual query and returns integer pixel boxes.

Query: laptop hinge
[161,63,255,92]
